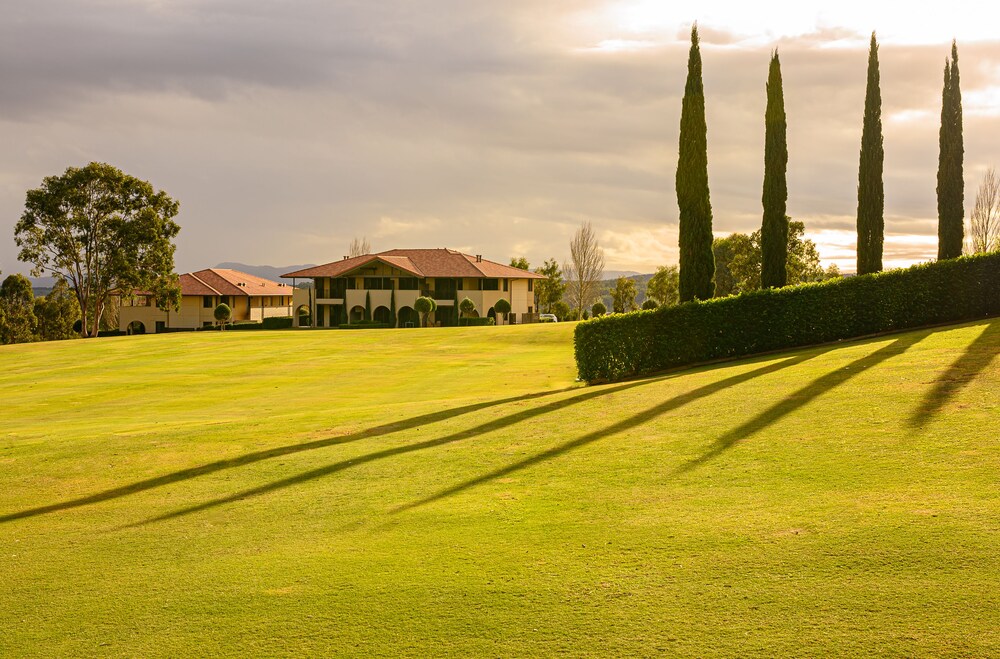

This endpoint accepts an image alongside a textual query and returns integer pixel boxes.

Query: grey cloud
[1,4,999,274]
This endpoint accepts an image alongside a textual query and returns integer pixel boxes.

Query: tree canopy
[714,220,838,296]
[533,258,566,314]
[15,162,181,338]
[646,265,680,308]
[856,33,884,275]
[611,277,638,314]
[677,24,716,301]
[509,257,530,270]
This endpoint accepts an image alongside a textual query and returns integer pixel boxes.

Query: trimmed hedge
[338,322,391,330]
[459,317,495,326]
[575,252,1000,382]
[228,321,264,331]
[261,316,294,330]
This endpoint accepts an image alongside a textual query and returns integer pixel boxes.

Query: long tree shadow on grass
[126,375,683,526]
[908,321,1000,428]
[395,349,829,513]
[0,387,584,524]
[675,331,927,474]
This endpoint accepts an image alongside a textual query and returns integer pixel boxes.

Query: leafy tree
[641,299,659,310]
[611,277,638,313]
[677,24,715,301]
[937,41,964,260]
[551,300,570,321]
[509,257,530,270]
[15,162,181,338]
[414,296,433,327]
[493,297,511,325]
[0,274,37,344]
[34,279,81,341]
[390,289,397,328]
[856,33,884,275]
[364,291,372,321]
[646,265,680,307]
[564,222,605,317]
[214,303,232,329]
[459,296,476,319]
[533,258,565,313]
[563,308,580,322]
[582,310,590,320]
[349,236,371,257]
[715,221,833,296]
[591,301,607,317]
[761,50,788,288]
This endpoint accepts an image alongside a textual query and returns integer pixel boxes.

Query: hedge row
[459,317,495,326]
[575,252,1000,382]
[338,322,391,330]
[262,316,294,330]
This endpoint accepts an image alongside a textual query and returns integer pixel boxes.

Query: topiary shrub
[214,303,232,329]
[575,252,1000,382]
[642,299,659,310]
[591,301,607,317]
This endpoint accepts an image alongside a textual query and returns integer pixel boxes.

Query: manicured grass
[1,320,998,656]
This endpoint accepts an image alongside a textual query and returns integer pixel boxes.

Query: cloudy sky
[2,0,999,276]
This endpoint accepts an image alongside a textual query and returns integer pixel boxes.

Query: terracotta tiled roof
[282,249,544,279]
[117,268,290,298]
[189,269,290,297]
[176,269,290,297]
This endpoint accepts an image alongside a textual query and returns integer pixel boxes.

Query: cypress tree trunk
[856,33,884,275]
[937,41,964,260]
[676,25,715,301]
[761,51,788,289]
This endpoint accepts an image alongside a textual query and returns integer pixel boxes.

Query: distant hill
[214,262,317,282]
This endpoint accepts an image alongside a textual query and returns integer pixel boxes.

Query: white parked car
[539,313,558,322]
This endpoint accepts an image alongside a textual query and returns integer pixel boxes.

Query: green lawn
[1,320,998,657]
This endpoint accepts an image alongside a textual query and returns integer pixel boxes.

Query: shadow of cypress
[676,331,927,474]
[127,376,676,526]
[908,321,1000,428]
[1,387,582,524]
[396,348,828,513]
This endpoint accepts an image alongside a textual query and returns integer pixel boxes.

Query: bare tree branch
[349,236,372,257]
[564,222,605,317]
[967,167,1000,255]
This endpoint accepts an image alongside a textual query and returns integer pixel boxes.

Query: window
[203,296,213,308]
[363,277,395,290]
[481,279,499,291]
[346,278,357,290]
[503,279,508,292]
[398,277,419,290]
[315,279,326,298]
[528,279,533,292]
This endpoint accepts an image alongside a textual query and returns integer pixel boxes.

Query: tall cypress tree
[856,32,884,275]
[761,50,788,289]
[676,24,715,301]
[937,40,964,260]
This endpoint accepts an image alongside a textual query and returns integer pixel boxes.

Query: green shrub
[641,299,659,310]
[228,321,264,331]
[575,252,1000,382]
[458,317,495,326]
[261,316,294,330]
[338,322,391,330]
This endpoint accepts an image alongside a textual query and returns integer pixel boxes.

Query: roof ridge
[188,272,222,296]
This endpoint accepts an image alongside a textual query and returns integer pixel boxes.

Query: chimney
[343,255,348,260]
[476,254,482,262]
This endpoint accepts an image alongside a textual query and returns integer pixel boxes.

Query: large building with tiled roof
[283,249,544,327]
[118,268,294,333]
